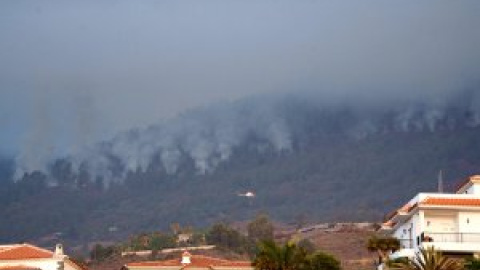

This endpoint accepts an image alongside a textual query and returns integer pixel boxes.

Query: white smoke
[424,108,444,132]
[12,90,480,184]
[14,95,56,180]
[45,97,296,183]
[467,92,480,127]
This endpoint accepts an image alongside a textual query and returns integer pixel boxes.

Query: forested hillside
[1,126,480,246]
[1,93,480,247]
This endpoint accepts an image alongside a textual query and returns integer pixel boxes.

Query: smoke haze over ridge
[10,90,480,183]
[1,1,480,179]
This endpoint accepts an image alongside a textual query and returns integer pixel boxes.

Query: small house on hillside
[380,175,480,259]
[124,251,253,270]
[0,243,84,270]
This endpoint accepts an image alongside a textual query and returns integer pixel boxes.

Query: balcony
[421,232,480,253]
[423,232,480,243]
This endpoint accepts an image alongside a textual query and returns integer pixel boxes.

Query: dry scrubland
[307,229,376,270]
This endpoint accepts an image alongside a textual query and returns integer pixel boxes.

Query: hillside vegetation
[1,126,480,246]
[1,94,480,247]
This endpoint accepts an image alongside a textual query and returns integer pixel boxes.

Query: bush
[306,252,341,270]
[465,257,480,270]
[90,244,116,262]
[206,223,253,254]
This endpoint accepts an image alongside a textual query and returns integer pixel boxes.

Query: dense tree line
[1,128,480,245]
[205,214,274,255]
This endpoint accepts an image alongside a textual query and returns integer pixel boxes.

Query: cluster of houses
[3,175,480,270]
[0,244,253,270]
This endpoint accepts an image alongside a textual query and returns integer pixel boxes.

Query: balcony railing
[422,232,480,243]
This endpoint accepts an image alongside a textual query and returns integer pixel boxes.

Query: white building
[0,243,84,270]
[380,175,480,259]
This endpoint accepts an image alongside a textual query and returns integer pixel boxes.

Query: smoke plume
[11,90,480,184]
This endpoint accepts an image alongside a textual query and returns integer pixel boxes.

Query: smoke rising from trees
[11,90,480,184]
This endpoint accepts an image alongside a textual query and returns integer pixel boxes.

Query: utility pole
[438,170,444,193]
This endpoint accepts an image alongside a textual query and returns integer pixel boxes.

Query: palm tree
[367,236,400,265]
[394,247,462,270]
[253,240,308,270]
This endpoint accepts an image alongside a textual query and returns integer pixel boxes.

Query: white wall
[458,212,480,233]
[412,213,420,249]
[424,213,457,233]
[392,215,419,249]
[463,183,480,194]
[473,184,480,195]
[394,220,412,249]
[458,212,480,243]
[0,259,61,270]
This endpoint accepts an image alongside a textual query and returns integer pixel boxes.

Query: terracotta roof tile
[383,220,396,227]
[0,244,53,260]
[0,265,41,270]
[408,202,418,212]
[383,202,417,224]
[455,177,473,192]
[455,175,480,193]
[127,255,252,268]
[422,197,480,206]
[65,258,88,270]
[398,203,411,213]
[384,210,398,222]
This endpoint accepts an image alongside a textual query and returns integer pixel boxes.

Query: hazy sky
[1,0,480,156]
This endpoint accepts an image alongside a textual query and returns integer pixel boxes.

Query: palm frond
[394,246,462,270]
